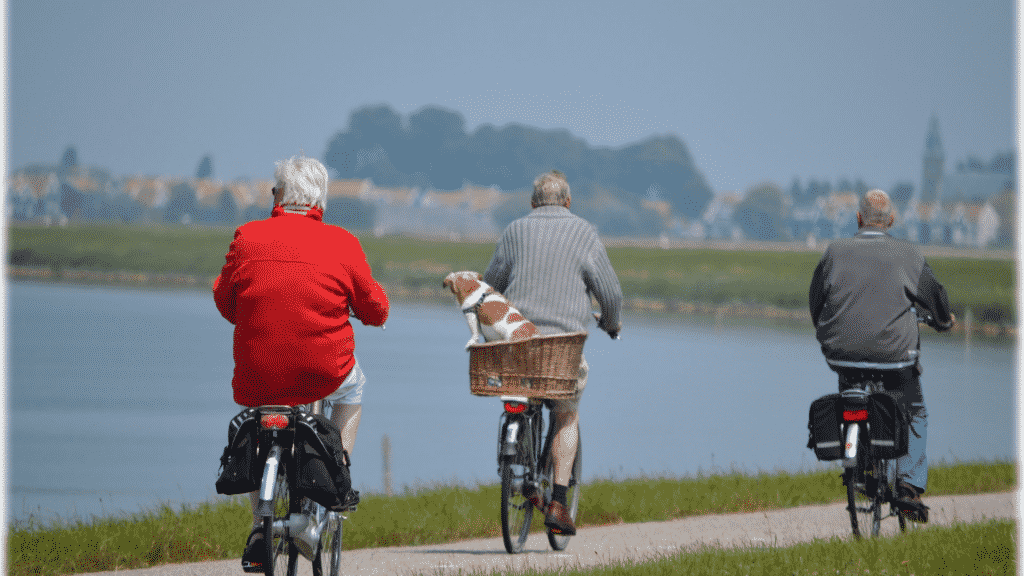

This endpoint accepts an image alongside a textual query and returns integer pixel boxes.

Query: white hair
[274,155,328,210]
[531,170,571,207]
[859,189,894,227]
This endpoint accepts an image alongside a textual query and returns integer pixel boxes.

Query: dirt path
[83,492,1015,576]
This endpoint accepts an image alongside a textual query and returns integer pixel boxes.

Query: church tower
[920,115,945,203]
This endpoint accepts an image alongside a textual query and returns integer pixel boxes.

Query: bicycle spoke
[500,456,533,554]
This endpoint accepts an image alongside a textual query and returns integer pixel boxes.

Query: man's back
[809,228,951,367]
[484,205,621,336]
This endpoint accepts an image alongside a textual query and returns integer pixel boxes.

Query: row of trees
[323,105,715,235]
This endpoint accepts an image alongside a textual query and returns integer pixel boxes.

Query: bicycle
[497,395,582,554]
[250,399,349,576]
[838,382,910,538]
[839,309,944,538]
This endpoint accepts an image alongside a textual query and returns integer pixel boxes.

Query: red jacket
[213,206,389,406]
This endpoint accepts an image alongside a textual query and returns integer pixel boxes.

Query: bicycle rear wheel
[846,455,882,538]
[313,511,342,576]
[546,438,582,551]
[500,418,534,555]
[264,468,299,576]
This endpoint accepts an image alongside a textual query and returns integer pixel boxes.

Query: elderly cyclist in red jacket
[213,155,388,570]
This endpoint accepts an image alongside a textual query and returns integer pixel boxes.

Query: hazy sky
[7,0,1018,194]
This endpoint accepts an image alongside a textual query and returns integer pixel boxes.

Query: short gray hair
[859,189,894,228]
[531,170,571,207]
[274,155,329,210]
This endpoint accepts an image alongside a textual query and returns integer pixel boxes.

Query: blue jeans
[838,367,928,492]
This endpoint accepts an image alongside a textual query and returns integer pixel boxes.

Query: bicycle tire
[846,454,882,538]
[546,438,582,551]
[313,510,342,576]
[264,466,300,576]
[500,419,534,554]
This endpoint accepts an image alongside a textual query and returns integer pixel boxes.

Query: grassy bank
[509,520,1016,576]
[7,223,1017,325]
[7,461,1015,576]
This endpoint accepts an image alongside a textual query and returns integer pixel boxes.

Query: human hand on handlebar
[593,312,621,340]
[917,308,955,332]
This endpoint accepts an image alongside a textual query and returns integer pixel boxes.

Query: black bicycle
[497,395,582,554]
[840,308,946,538]
[251,400,347,576]
[838,382,911,538]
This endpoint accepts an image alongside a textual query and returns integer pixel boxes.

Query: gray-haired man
[484,170,622,535]
[809,189,954,522]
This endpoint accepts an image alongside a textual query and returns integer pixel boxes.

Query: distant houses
[6,117,1014,249]
[5,163,1011,249]
[787,192,1004,249]
[5,165,505,239]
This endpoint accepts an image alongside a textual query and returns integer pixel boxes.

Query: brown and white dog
[442,271,539,349]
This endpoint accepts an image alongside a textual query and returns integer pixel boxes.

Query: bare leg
[550,409,579,486]
[331,404,362,456]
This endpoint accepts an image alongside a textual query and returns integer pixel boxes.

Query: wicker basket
[468,332,587,398]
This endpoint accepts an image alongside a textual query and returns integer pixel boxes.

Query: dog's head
[442,271,486,305]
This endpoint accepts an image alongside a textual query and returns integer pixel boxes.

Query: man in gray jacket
[484,170,622,535]
[809,189,954,522]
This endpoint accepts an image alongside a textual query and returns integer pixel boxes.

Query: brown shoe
[544,500,576,536]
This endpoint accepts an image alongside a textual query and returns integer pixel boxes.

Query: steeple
[920,115,945,203]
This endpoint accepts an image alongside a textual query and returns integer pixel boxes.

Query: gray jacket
[484,205,622,336]
[809,227,953,369]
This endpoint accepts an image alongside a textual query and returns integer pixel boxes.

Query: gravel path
[82,491,1015,576]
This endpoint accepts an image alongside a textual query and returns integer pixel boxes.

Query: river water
[6,282,1017,524]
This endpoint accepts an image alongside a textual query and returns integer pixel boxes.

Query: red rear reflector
[843,409,868,422]
[504,402,527,414]
[261,414,290,429]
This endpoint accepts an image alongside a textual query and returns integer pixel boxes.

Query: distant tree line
[323,104,715,235]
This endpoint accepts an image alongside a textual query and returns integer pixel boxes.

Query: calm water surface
[7,282,1017,524]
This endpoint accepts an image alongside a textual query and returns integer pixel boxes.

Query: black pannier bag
[216,408,260,495]
[867,392,909,459]
[295,412,352,510]
[807,393,843,460]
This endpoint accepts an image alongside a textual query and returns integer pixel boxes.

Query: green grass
[7,461,1015,576]
[7,223,1016,322]
[494,520,1016,576]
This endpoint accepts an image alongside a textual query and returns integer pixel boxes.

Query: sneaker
[522,482,546,513]
[241,528,266,573]
[544,500,576,536]
[894,481,929,523]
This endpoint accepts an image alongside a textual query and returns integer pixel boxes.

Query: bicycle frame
[840,382,907,537]
[496,395,582,553]
[251,401,344,576]
[497,396,544,470]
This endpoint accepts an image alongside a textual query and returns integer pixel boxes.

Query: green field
[6,223,1017,323]
[7,461,1015,576]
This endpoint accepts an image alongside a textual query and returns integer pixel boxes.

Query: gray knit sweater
[483,205,622,336]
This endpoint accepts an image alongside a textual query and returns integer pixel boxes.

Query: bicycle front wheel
[264,469,299,576]
[500,453,534,554]
[313,511,342,576]
[546,438,582,551]
[845,456,882,538]
[497,412,536,557]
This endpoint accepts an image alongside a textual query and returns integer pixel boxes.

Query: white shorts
[322,357,366,406]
